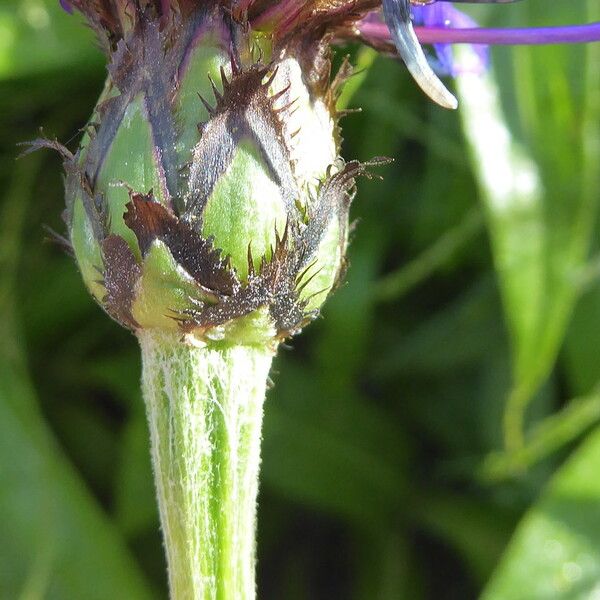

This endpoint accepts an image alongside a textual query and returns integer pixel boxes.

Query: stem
[138,330,274,600]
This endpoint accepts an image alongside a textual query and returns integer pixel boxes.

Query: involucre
[44,1,389,346]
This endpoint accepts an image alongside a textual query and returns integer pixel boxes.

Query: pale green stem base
[138,331,274,600]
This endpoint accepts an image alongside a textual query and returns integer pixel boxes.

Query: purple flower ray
[360,20,600,46]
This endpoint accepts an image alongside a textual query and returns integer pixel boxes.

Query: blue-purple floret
[411,3,488,76]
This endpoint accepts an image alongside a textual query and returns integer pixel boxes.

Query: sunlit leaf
[483,426,600,600]
[456,2,600,451]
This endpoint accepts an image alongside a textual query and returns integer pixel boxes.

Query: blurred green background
[1,1,600,598]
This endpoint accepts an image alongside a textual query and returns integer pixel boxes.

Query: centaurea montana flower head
[42,0,600,345]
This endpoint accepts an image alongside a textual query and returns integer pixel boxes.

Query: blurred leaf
[337,47,377,111]
[20,259,95,345]
[352,532,416,600]
[0,0,101,79]
[315,231,384,387]
[456,3,600,451]
[481,392,600,481]
[78,351,142,409]
[114,414,158,539]
[375,207,484,303]
[0,352,155,600]
[0,159,153,600]
[263,358,407,529]
[375,278,501,377]
[483,426,600,600]
[416,493,513,585]
[359,90,467,169]
[563,280,600,397]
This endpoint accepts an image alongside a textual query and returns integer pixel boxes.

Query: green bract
[44,4,381,346]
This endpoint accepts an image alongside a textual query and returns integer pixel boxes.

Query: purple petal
[412,3,489,76]
[359,18,600,48]
[59,0,73,14]
[414,22,600,45]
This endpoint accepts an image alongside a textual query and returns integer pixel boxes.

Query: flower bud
[43,3,384,345]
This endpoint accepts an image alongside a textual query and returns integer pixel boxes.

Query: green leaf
[0,158,154,600]
[0,0,102,79]
[456,2,600,451]
[483,426,600,600]
[0,355,155,600]
[563,281,600,396]
[481,393,600,481]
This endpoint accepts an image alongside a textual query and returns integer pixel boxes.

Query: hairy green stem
[138,330,274,600]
